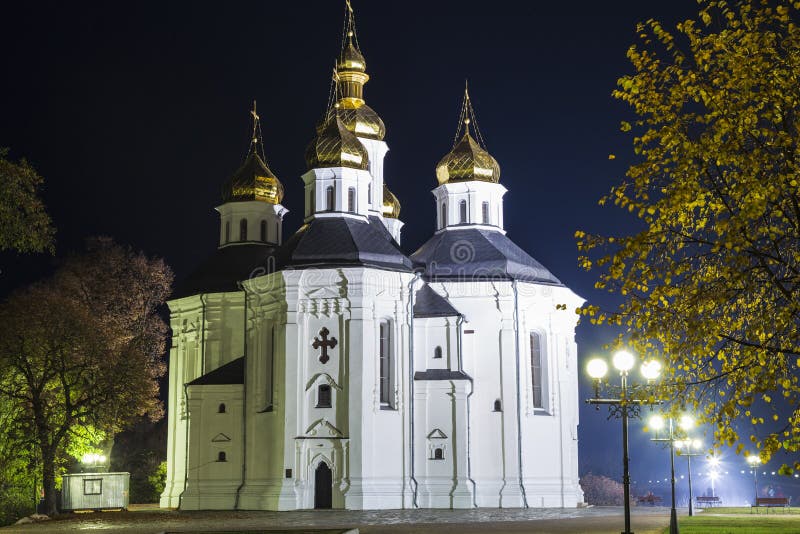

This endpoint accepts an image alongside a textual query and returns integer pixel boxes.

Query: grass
[664,507,800,533]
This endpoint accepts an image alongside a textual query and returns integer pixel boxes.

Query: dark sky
[2,0,794,502]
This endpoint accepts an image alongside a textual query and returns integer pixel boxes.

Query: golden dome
[305,115,370,171]
[337,39,366,72]
[223,151,284,204]
[336,102,385,140]
[382,184,401,218]
[435,132,501,185]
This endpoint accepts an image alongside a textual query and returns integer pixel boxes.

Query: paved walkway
[1,506,673,534]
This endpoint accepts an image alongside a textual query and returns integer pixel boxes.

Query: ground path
[1,505,674,534]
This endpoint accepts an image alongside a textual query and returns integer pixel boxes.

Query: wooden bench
[752,497,790,513]
[696,496,722,507]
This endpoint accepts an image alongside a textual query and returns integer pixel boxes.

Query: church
[160,3,584,511]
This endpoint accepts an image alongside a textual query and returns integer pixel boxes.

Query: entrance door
[314,462,332,509]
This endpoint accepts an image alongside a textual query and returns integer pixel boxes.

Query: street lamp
[747,455,761,505]
[586,350,661,534]
[81,453,107,472]
[675,438,703,517]
[649,414,696,534]
[707,456,720,497]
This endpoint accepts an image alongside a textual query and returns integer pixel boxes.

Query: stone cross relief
[312,327,337,364]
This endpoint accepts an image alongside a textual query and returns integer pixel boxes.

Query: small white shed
[61,472,130,511]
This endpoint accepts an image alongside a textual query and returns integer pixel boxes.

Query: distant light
[680,475,684,479]
[708,457,720,467]
[771,472,776,475]
[740,470,745,474]
[613,350,636,372]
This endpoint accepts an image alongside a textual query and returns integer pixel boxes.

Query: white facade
[160,6,583,512]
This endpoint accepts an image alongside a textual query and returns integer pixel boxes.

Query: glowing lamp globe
[679,414,695,430]
[640,360,662,381]
[747,454,760,466]
[649,414,665,431]
[692,439,703,450]
[612,350,635,372]
[586,358,608,380]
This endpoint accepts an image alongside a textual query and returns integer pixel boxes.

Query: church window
[379,320,393,408]
[440,203,447,228]
[260,220,267,242]
[317,384,332,408]
[218,403,226,413]
[347,187,356,212]
[459,200,467,223]
[493,399,502,412]
[482,201,490,224]
[433,448,444,460]
[368,183,372,204]
[433,346,442,359]
[531,333,545,409]
[217,451,227,462]
[326,185,335,211]
[225,221,230,244]
[239,218,248,241]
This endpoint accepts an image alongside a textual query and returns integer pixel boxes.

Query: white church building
[160,4,584,511]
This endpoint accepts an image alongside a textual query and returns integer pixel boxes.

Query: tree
[0,148,54,254]
[577,0,800,469]
[0,238,172,514]
[580,473,629,506]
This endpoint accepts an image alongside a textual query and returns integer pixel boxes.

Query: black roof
[414,369,471,381]
[187,357,244,386]
[172,243,278,299]
[410,228,561,284]
[413,284,460,318]
[276,216,412,271]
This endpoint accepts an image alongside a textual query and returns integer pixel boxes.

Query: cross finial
[248,100,265,160]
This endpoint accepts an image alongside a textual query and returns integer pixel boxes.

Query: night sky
[2,0,793,503]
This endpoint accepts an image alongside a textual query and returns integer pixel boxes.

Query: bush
[580,473,631,506]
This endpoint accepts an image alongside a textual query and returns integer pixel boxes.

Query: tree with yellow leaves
[578,0,800,470]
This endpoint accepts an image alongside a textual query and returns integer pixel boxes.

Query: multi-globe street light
[649,414,697,534]
[747,454,762,505]
[675,437,703,517]
[586,350,662,534]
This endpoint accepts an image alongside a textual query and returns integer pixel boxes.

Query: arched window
[217,451,227,462]
[459,200,467,223]
[260,220,267,242]
[379,320,393,408]
[433,346,442,359]
[218,403,226,413]
[347,187,356,212]
[440,203,447,228]
[225,221,230,244]
[493,399,502,412]
[482,201,490,224]
[531,333,544,409]
[317,384,332,408]
[239,218,248,241]
[326,185,335,211]
[434,448,444,460]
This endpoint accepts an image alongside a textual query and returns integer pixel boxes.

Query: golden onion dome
[382,184,401,218]
[336,102,385,140]
[305,115,370,171]
[435,132,501,185]
[337,39,366,73]
[222,151,284,204]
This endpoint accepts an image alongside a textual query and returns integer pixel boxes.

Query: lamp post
[649,414,695,534]
[747,455,761,505]
[707,456,720,498]
[586,351,662,534]
[675,438,703,516]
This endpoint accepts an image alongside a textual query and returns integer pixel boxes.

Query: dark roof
[276,216,412,271]
[413,284,460,318]
[187,357,244,386]
[414,369,472,381]
[172,243,278,299]
[410,228,561,284]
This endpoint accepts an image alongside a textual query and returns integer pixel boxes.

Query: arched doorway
[314,462,332,509]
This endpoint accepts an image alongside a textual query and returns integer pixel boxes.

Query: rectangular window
[482,201,490,224]
[83,478,102,495]
[379,321,392,407]
[531,333,543,409]
[459,200,467,223]
[326,185,335,211]
[317,384,332,408]
[348,187,356,212]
